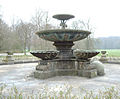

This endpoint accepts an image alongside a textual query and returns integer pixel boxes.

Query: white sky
[0,0,120,38]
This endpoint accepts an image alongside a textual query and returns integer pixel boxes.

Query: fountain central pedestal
[53,41,77,76]
[53,41,74,59]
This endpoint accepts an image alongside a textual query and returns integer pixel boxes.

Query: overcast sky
[0,0,120,38]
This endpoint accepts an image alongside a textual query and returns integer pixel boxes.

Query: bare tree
[72,19,95,50]
[0,7,4,51]
[31,9,51,31]
[0,17,12,52]
[30,9,55,50]
[15,20,35,54]
[0,7,55,53]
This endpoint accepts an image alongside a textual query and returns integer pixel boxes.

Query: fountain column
[53,41,74,59]
[53,41,77,76]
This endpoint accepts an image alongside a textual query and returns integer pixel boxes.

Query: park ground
[0,63,120,98]
[0,49,120,98]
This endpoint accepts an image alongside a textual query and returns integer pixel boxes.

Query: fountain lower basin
[74,50,100,60]
[30,51,58,60]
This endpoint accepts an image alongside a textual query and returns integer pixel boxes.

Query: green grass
[97,49,120,57]
[1,49,120,60]
[0,55,38,62]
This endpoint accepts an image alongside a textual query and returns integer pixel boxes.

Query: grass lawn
[97,49,120,57]
[0,55,37,61]
[1,49,120,60]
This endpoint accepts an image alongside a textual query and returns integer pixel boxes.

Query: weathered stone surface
[77,61,90,70]
[34,60,77,79]
[34,69,78,79]
[90,61,105,76]
[78,69,97,78]
[30,51,58,60]
[36,29,90,42]
[99,57,108,62]
[36,65,49,71]
[55,69,77,76]
[56,60,75,69]
[74,50,99,60]
[83,69,97,78]
[99,51,108,62]
[31,14,94,79]
[53,42,74,60]
[34,59,105,79]
[77,70,83,76]
[34,71,55,79]
[39,60,48,65]
[36,60,56,71]
[2,55,14,64]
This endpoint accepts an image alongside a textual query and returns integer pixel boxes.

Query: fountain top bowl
[53,14,75,21]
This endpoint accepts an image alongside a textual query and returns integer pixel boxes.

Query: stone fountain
[31,14,105,79]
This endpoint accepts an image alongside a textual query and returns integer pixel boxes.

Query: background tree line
[0,8,96,54]
[95,36,120,49]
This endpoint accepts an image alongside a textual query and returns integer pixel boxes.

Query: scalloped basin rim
[36,29,91,34]
[36,29,91,42]
[30,51,58,60]
[30,51,59,53]
[73,50,100,59]
[74,50,100,53]
[53,14,75,20]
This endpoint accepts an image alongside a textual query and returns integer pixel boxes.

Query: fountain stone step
[78,69,97,78]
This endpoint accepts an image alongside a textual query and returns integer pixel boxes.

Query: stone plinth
[34,59,77,79]
[99,56,108,62]
[78,69,97,78]
[55,69,77,76]
[3,54,14,64]
[99,51,108,62]
[77,61,90,70]
[34,59,99,79]
[55,59,77,76]
[34,60,55,79]
[77,60,97,78]
[55,59,75,69]
[34,71,55,79]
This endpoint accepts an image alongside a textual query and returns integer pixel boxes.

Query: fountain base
[34,60,77,79]
[78,69,97,78]
[34,60,99,79]
[34,71,55,79]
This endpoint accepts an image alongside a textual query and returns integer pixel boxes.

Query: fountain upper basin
[36,29,91,42]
